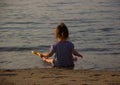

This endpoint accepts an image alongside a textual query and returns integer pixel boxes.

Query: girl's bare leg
[42,57,53,64]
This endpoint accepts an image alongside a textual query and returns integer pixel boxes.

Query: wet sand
[0,68,120,85]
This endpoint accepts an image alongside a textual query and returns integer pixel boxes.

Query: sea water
[0,0,120,70]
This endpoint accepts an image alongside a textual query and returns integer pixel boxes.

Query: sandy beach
[0,68,120,85]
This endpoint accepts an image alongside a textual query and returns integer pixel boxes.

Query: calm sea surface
[0,0,120,70]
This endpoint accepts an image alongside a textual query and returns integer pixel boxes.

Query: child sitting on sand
[32,22,83,68]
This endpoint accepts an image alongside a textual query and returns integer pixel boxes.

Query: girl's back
[52,41,74,67]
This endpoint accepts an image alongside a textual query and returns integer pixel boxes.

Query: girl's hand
[80,55,83,59]
[32,51,49,59]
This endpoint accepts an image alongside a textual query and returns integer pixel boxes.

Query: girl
[32,22,83,68]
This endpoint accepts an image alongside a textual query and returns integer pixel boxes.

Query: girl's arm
[72,49,83,58]
[40,50,54,58]
[32,50,54,58]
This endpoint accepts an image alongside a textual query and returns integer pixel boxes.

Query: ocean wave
[0,46,50,52]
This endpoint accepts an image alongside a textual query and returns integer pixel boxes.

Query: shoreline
[0,68,120,85]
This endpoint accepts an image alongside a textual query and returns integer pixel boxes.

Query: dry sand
[0,68,120,85]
